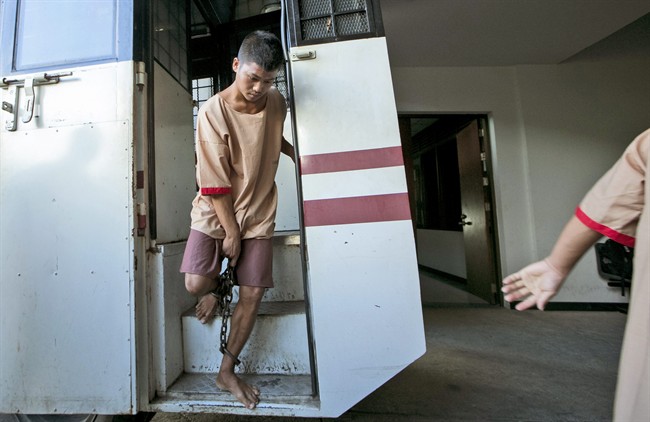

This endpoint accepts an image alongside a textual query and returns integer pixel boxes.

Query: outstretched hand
[501,259,567,311]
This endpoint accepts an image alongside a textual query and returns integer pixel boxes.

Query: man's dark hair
[238,30,284,72]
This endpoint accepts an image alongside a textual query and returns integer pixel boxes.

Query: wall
[392,66,535,287]
[417,229,466,278]
[514,16,650,302]
[392,15,650,304]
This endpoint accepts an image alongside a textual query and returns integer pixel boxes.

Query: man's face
[233,58,278,104]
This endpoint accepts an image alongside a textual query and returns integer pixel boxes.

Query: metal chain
[216,265,240,366]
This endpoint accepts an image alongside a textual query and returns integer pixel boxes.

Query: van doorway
[399,115,501,305]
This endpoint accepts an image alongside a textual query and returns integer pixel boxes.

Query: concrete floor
[152,273,627,421]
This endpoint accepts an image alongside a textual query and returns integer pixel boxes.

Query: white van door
[286,0,427,416]
[0,1,140,414]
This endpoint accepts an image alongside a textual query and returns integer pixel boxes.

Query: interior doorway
[399,115,501,305]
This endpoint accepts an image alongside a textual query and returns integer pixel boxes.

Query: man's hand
[209,193,240,266]
[222,232,241,267]
[501,259,567,311]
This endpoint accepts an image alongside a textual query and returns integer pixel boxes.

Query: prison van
[0,0,425,417]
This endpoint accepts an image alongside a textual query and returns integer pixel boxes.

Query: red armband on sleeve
[200,187,231,195]
[575,207,635,247]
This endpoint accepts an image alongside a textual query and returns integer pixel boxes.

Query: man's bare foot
[216,371,261,409]
[195,293,221,324]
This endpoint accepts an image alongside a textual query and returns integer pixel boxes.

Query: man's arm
[210,194,241,266]
[281,137,295,163]
[501,215,602,310]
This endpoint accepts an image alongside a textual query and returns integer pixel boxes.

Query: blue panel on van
[1,0,133,75]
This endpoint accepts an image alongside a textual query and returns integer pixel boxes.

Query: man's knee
[185,273,211,296]
[238,286,266,304]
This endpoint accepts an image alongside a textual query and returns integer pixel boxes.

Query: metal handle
[22,77,35,123]
[291,50,317,61]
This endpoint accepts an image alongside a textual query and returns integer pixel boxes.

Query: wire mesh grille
[297,0,373,42]
[334,0,367,13]
[274,67,289,102]
[300,0,332,18]
[301,17,333,40]
[335,11,369,36]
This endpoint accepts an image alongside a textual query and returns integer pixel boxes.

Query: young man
[180,30,294,410]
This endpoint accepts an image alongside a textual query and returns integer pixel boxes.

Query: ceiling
[378,0,650,67]
[192,1,650,67]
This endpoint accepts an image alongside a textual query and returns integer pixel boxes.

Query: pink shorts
[180,229,274,288]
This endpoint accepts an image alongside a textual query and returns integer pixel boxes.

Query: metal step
[151,372,318,415]
[182,301,310,374]
[158,372,313,399]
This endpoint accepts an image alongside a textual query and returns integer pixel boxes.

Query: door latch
[459,213,473,226]
[1,72,73,130]
[2,85,19,131]
[22,77,35,124]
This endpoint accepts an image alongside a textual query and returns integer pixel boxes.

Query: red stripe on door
[303,193,411,227]
[301,146,404,175]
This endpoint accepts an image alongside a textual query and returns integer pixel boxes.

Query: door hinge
[135,62,147,90]
[479,128,486,137]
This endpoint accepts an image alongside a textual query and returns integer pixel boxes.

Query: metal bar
[1,72,73,88]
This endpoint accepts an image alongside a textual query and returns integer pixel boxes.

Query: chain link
[215,265,240,366]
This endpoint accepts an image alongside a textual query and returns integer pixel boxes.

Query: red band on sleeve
[201,187,231,195]
[575,206,635,247]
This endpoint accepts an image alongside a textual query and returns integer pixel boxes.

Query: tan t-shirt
[575,129,648,422]
[576,130,647,247]
[190,87,287,239]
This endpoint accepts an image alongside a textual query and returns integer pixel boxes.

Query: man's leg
[181,230,225,324]
[216,285,265,409]
[185,274,221,324]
